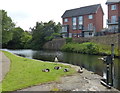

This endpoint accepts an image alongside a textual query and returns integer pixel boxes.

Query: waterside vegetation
[61,42,119,57]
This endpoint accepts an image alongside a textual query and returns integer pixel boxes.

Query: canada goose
[54,66,61,70]
[64,68,69,72]
[42,69,50,72]
[78,67,83,73]
[54,56,58,62]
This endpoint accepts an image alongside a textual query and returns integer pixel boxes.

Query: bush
[61,42,100,54]
[61,42,119,56]
[66,38,72,43]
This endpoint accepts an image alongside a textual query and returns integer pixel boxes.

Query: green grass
[1,51,75,91]
[61,42,119,56]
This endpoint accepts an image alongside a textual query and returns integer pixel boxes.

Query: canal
[2,49,120,91]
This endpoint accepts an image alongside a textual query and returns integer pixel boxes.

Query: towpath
[0,51,10,82]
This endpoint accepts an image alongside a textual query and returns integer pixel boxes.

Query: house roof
[106,0,120,4]
[62,4,102,18]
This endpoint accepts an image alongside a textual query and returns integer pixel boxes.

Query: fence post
[118,16,120,33]
[111,44,114,86]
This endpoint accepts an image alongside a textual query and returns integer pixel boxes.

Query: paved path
[0,51,10,82]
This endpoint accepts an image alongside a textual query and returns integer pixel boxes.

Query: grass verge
[1,51,75,91]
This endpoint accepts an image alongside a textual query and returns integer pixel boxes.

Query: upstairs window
[64,18,68,22]
[88,15,93,19]
[111,5,117,10]
[78,16,83,29]
[88,23,93,30]
[72,17,77,30]
[111,16,117,23]
[78,16,83,25]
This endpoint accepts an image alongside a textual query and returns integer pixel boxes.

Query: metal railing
[107,19,118,25]
[82,26,95,32]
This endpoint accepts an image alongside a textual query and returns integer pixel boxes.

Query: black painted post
[118,16,120,33]
[106,64,110,85]
[111,44,114,86]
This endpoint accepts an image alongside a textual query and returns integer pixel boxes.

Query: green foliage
[66,38,72,43]
[61,42,100,54]
[61,42,119,56]
[1,10,15,45]
[7,27,32,49]
[21,31,32,48]
[1,10,62,49]
[1,51,75,91]
[31,21,62,49]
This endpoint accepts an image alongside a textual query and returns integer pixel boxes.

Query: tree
[31,21,62,49]
[7,27,24,48]
[21,31,32,48]
[1,10,15,46]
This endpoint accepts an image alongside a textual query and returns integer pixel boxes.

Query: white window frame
[72,17,77,30]
[78,16,83,25]
[64,18,68,22]
[111,15,117,23]
[88,15,93,19]
[111,5,117,10]
[88,23,93,30]
[78,16,83,29]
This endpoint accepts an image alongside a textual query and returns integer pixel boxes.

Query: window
[78,16,83,29]
[78,16,83,25]
[69,33,72,38]
[111,5,116,10]
[111,16,117,23]
[64,18,68,22]
[62,26,67,32]
[88,15,93,19]
[72,17,77,30]
[88,23,93,30]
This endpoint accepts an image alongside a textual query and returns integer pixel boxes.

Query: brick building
[61,4,104,38]
[106,0,120,33]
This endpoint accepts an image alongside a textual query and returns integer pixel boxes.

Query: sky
[1,0,108,31]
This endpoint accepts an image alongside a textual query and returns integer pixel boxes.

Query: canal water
[2,49,120,90]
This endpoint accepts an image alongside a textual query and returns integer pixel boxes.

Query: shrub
[61,42,118,56]
[66,38,72,43]
[61,42,99,54]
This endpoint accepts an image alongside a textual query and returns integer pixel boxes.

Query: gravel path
[0,51,10,82]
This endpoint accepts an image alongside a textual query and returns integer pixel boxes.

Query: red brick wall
[63,17,72,33]
[95,6,104,32]
[118,3,120,16]
[108,3,119,20]
[83,14,96,29]
[62,17,82,36]
[62,6,104,36]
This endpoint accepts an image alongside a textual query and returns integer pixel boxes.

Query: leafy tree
[7,27,24,48]
[21,31,32,48]
[31,21,62,49]
[1,10,15,46]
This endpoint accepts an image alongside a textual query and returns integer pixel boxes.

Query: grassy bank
[1,51,75,91]
[61,42,119,57]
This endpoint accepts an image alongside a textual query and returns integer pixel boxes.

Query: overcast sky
[1,0,107,31]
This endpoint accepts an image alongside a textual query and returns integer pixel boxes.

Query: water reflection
[1,49,120,90]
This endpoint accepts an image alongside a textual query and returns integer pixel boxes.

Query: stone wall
[43,38,66,50]
[73,33,120,48]
[43,34,120,53]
